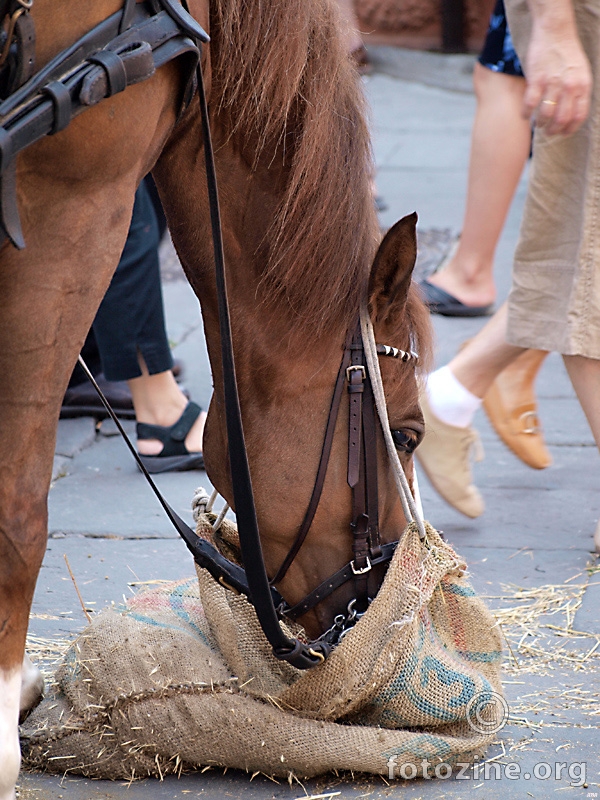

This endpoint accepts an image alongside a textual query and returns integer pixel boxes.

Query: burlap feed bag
[21,515,503,780]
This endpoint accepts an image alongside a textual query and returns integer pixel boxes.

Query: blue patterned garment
[478,0,524,77]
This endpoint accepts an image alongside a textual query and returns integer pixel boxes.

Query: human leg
[93,182,205,468]
[416,305,519,517]
[441,304,550,465]
[93,182,172,380]
[448,303,523,395]
[425,64,530,310]
[562,355,600,553]
[129,363,206,459]
[562,355,600,448]
[416,305,551,515]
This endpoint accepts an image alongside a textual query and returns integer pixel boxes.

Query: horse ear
[368,211,418,324]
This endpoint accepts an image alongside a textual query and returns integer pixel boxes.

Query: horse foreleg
[0,656,42,800]
[0,184,139,798]
[0,670,21,800]
[0,481,48,800]
[0,58,180,796]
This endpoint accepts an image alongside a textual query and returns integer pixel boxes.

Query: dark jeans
[70,177,172,385]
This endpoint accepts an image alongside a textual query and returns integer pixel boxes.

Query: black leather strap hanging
[362,373,380,556]
[279,540,398,621]
[0,1,205,248]
[193,55,329,670]
[119,0,137,33]
[347,327,371,611]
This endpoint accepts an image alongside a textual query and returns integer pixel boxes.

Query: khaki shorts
[505,0,600,358]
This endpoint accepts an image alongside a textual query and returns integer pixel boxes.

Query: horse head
[253,213,432,640]
[171,206,431,642]
[153,0,433,644]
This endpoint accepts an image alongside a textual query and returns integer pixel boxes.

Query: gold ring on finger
[542,99,557,106]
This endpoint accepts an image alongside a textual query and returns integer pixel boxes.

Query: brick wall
[356,0,496,52]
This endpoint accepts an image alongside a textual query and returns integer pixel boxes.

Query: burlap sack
[21,519,503,780]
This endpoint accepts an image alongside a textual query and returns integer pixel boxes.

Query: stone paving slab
[48,429,213,538]
[574,579,600,635]
[29,536,197,640]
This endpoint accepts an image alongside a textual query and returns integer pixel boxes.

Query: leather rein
[0,0,420,669]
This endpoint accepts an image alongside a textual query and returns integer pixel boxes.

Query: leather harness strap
[279,540,398,621]
[119,0,137,34]
[87,49,128,97]
[347,328,370,609]
[270,319,395,622]
[194,52,336,669]
[0,2,205,248]
[80,41,154,106]
[41,81,72,134]
[76,358,289,624]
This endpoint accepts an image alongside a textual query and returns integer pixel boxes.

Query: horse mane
[209,0,381,336]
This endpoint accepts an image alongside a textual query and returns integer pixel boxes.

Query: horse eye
[392,428,422,454]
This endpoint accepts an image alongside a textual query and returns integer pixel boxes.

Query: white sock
[427,365,482,428]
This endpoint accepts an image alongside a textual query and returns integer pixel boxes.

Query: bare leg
[128,363,206,455]
[562,355,600,447]
[562,355,600,552]
[449,303,525,396]
[434,306,551,469]
[418,305,552,514]
[428,64,531,308]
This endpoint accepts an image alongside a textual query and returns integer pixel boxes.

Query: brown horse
[0,0,430,796]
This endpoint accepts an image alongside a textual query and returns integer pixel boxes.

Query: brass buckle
[351,555,371,575]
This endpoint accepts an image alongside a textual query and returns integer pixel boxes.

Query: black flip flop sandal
[418,280,494,318]
[136,401,205,473]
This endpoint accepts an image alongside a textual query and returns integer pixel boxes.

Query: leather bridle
[270,321,418,630]
[0,0,421,669]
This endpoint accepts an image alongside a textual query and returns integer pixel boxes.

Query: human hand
[522,19,592,135]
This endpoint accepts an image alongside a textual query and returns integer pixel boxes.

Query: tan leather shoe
[482,349,552,470]
[415,393,484,518]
